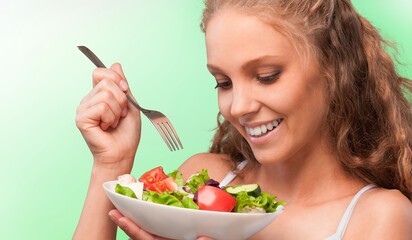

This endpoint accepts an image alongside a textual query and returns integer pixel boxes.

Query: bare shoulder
[177,152,234,182]
[362,188,412,219]
[348,187,412,239]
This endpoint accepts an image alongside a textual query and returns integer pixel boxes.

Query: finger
[109,210,165,240]
[92,67,125,90]
[108,209,124,220]
[110,63,129,91]
[76,102,116,131]
[91,102,116,131]
[118,217,161,240]
[102,64,142,122]
[87,80,128,119]
[84,96,122,130]
[110,63,126,79]
[102,63,136,117]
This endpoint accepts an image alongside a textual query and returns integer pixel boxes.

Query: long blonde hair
[202,0,412,200]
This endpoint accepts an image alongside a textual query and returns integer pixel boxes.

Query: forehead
[205,10,296,66]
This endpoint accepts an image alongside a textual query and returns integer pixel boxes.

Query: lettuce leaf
[167,170,184,187]
[186,169,210,193]
[115,184,137,199]
[143,191,183,207]
[234,191,285,213]
[142,191,199,210]
[181,196,199,209]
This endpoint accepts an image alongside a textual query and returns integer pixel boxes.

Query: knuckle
[92,68,104,84]
[93,68,121,84]
[74,115,81,127]
[112,62,121,68]
[75,112,85,129]
[120,94,128,106]
[75,105,82,115]
[98,78,112,88]
[78,94,89,106]
[98,102,110,113]
[92,67,101,77]
[99,89,114,101]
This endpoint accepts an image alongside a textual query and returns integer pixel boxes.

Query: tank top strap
[325,184,376,240]
[218,160,248,188]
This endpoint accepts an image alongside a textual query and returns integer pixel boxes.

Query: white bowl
[103,181,283,240]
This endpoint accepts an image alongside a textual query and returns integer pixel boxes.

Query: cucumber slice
[225,184,261,197]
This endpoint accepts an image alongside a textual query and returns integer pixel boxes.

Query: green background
[0,0,410,239]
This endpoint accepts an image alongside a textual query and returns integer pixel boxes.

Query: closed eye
[214,80,232,90]
[257,71,281,84]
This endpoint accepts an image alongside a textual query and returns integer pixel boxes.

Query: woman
[74,0,412,239]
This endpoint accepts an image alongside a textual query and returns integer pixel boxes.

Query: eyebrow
[207,55,281,73]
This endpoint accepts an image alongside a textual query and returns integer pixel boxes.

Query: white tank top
[219,161,376,240]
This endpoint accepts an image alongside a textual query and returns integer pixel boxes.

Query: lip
[241,118,282,128]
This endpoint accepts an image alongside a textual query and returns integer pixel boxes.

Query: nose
[230,84,259,117]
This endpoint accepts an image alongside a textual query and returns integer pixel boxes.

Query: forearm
[74,163,131,240]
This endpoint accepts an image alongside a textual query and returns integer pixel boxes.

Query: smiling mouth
[245,119,283,137]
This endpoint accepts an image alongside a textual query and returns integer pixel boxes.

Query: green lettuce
[167,170,184,187]
[181,196,199,209]
[115,184,137,199]
[186,169,210,193]
[234,191,285,213]
[143,191,199,210]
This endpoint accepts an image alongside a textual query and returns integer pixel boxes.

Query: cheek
[217,92,232,118]
[284,74,324,111]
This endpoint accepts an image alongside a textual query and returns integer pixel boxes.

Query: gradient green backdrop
[0,0,411,239]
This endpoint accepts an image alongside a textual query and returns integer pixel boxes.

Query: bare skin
[74,9,412,240]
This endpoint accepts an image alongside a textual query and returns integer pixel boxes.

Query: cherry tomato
[146,177,178,193]
[138,166,168,189]
[196,185,237,212]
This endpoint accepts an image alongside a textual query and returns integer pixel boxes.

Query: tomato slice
[196,185,237,212]
[138,166,168,189]
[146,177,178,193]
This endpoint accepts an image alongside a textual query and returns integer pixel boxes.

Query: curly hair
[202,0,412,200]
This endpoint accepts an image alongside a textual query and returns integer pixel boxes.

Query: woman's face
[205,10,328,164]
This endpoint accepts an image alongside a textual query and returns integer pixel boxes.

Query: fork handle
[78,46,107,68]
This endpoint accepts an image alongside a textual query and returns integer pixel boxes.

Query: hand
[76,63,141,171]
[108,209,215,240]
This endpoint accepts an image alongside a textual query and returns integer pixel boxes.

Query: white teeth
[245,119,282,137]
[254,126,262,135]
[261,125,267,134]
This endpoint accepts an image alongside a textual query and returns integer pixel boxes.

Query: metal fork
[78,46,183,151]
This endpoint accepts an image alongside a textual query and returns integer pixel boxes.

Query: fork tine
[164,121,183,150]
[158,123,179,151]
[153,124,174,151]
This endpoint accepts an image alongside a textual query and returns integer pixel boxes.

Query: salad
[115,166,285,213]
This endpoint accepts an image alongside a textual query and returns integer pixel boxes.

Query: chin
[251,149,283,165]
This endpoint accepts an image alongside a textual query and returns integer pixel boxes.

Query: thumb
[110,63,133,95]
[111,63,127,79]
[110,63,141,117]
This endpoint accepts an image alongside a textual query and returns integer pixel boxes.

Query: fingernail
[108,212,115,222]
[118,218,127,230]
[120,80,129,91]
